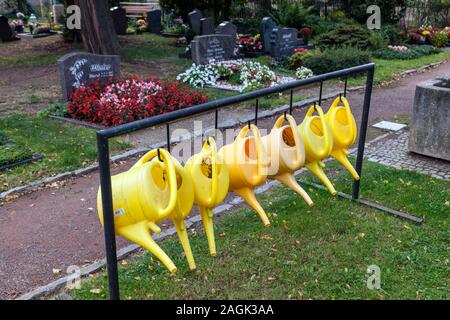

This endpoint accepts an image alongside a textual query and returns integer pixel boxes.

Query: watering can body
[261,115,313,207]
[325,96,360,180]
[185,138,229,256]
[298,105,337,195]
[218,124,271,227]
[97,149,196,273]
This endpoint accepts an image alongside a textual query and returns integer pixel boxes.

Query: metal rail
[97,63,378,300]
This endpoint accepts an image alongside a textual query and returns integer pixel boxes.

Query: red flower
[67,76,208,127]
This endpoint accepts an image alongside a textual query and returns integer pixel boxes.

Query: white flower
[295,67,314,80]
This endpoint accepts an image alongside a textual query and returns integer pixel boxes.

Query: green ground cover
[71,161,450,300]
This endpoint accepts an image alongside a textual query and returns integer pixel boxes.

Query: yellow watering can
[325,96,360,180]
[185,137,229,257]
[97,148,196,273]
[219,124,271,227]
[298,105,337,195]
[261,114,314,207]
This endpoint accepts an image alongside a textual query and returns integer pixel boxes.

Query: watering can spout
[200,207,217,256]
[306,161,337,196]
[173,219,196,270]
[275,173,314,207]
[118,221,177,273]
[331,149,360,180]
[234,188,271,227]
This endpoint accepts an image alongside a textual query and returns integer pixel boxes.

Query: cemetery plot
[0,132,42,172]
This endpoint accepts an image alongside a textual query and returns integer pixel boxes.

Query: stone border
[16,132,392,300]
[1,90,347,202]
[0,154,44,173]
[49,116,106,130]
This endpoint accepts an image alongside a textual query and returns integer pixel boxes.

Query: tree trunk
[74,0,120,55]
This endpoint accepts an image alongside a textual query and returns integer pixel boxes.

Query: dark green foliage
[316,24,370,50]
[373,45,442,60]
[268,0,312,29]
[368,31,389,50]
[285,50,313,70]
[231,18,260,35]
[381,24,408,45]
[304,46,371,74]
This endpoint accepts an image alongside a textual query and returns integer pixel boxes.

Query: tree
[74,0,120,55]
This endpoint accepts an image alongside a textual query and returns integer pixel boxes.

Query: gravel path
[0,61,448,300]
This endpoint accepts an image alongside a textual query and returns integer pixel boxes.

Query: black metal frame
[96,63,419,300]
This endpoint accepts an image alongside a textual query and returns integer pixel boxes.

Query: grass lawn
[348,50,450,87]
[0,114,130,193]
[71,161,449,300]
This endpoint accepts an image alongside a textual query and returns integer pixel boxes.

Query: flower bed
[373,45,441,60]
[177,60,299,93]
[238,35,264,58]
[67,77,208,127]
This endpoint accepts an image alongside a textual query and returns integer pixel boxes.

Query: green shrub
[373,45,441,60]
[0,145,34,168]
[431,31,449,48]
[316,24,370,50]
[285,50,313,70]
[303,47,371,75]
[368,31,389,50]
[269,0,312,29]
[231,18,260,35]
[381,24,408,45]
[37,103,69,119]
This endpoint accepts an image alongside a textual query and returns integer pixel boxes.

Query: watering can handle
[132,149,178,217]
[202,137,218,205]
[306,105,331,153]
[236,124,265,178]
[274,114,303,162]
[329,96,357,141]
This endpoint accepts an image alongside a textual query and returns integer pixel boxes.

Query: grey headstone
[111,7,127,35]
[191,34,236,65]
[188,9,203,35]
[147,9,162,34]
[409,77,450,161]
[200,17,214,35]
[261,17,276,53]
[216,21,237,41]
[58,52,120,101]
[270,27,299,57]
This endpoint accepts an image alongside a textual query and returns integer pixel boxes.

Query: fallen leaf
[52,268,61,275]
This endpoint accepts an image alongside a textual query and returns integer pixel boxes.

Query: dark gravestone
[200,17,214,35]
[58,52,120,101]
[111,7,127,35]
[216,21,237,41]
[147,9,162,34]
[261,17,276,53]
[188,9,203,35]
[191,34,235,65]
[0,15,19,42]
[270,27,299,57]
